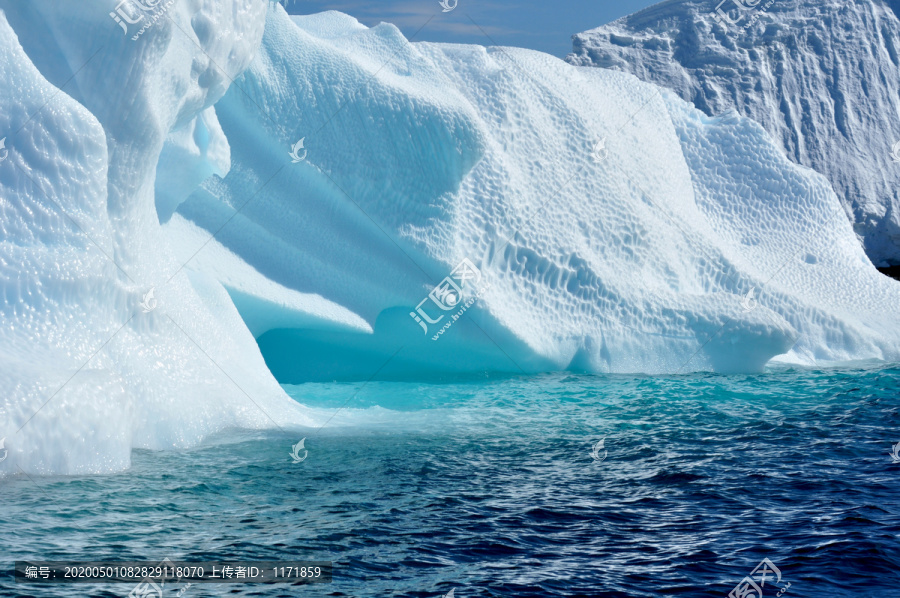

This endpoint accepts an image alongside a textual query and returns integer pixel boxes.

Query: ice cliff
[2,1,900,475]
[566,0,900,268]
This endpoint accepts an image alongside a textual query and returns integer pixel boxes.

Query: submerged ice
[1,2,899,474]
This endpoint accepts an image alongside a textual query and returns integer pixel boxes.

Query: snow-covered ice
[1,2,900,474]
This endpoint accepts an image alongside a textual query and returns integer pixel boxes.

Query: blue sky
[283,0,663,57]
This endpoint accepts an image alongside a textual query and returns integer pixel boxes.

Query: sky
[282,0,664,57]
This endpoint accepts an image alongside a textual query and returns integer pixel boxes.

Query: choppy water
[2,364,899,597]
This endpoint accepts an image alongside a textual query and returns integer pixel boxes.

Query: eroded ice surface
[0,1,311,476]
[567,0,900,267]
[173,8,900,382]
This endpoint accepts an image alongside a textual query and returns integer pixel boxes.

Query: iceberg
[174,7,900,380]
[0,1,311,476]
[1,2,899,475]
[566,0,900,268]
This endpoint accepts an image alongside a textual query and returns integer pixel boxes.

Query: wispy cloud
[284,0,522,40]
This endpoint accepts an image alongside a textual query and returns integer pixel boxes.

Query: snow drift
[1,2,899,475]
[566,0,900,268]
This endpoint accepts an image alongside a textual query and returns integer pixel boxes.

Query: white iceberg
[567,0,900,268]
[1,2,899,475]
[0,1,311,476]
[176,7,900,379]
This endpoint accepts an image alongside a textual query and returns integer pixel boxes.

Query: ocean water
[2,364,899,598]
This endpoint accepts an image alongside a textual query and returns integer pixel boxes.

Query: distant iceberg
[567,0,900,268]
[1,2,899,475]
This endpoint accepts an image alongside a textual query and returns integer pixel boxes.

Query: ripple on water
[0,365,898,597]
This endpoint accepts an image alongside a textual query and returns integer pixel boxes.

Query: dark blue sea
[2,364,899,597]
